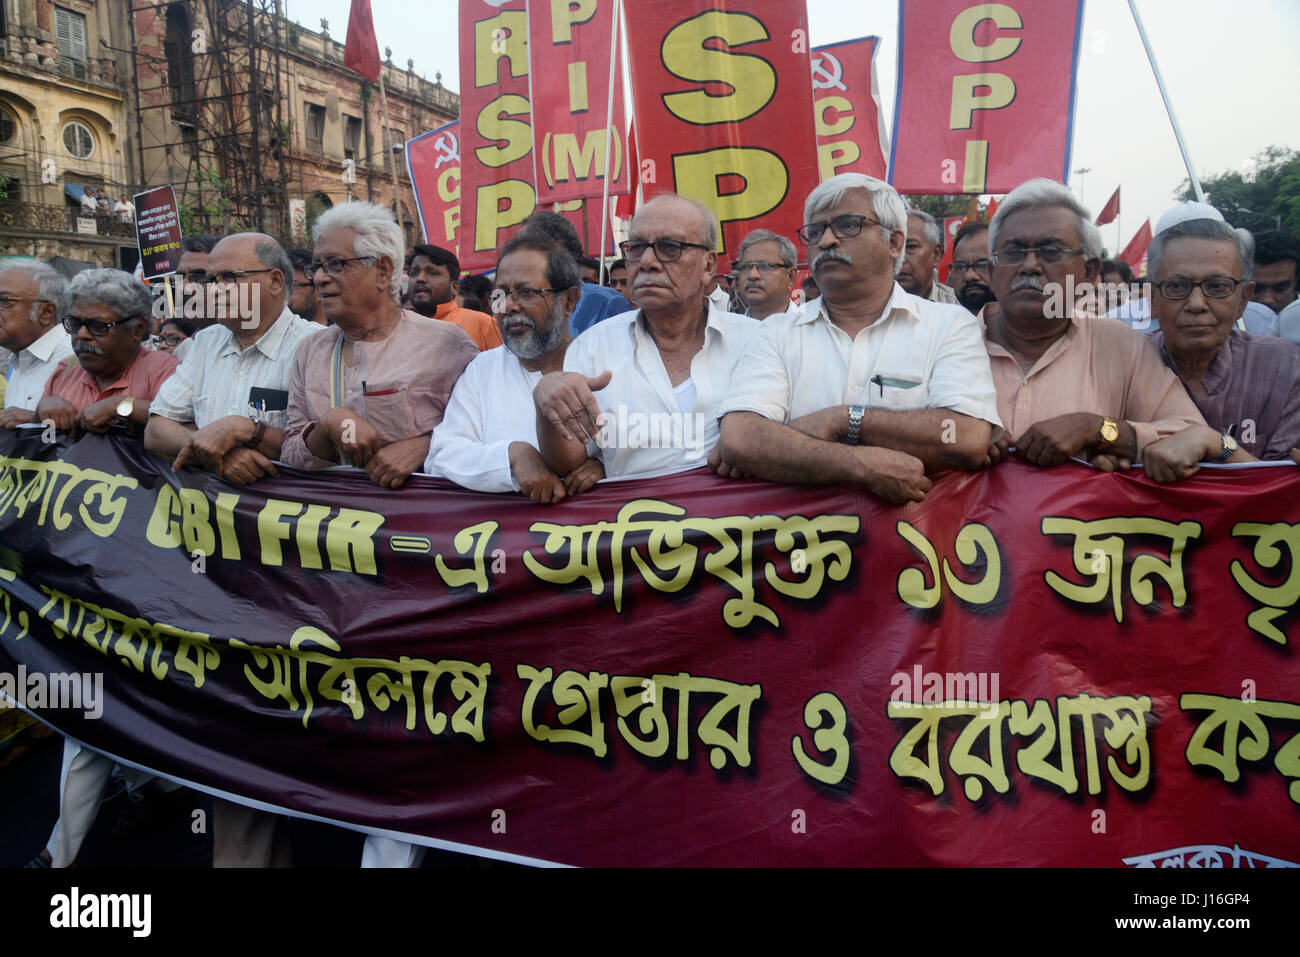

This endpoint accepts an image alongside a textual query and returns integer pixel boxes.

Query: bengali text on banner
[1,430,1298,867]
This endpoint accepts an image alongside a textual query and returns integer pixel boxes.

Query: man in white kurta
[425,234,601,501]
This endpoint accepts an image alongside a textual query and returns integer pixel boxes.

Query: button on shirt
[720,284,1002,428]
[984,314,1204,455]
[282,309,479,470]
[564,302,759,477]
[424,346,543,492]
[5,325,75,410]
[150,306,320,430]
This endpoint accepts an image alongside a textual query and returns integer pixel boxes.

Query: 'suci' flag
[407,121,462,254]
[812,37,889,181]
[457,0,535,271]
[889,0,1085,194]
[624,0,819,260]
[527,0,631,205]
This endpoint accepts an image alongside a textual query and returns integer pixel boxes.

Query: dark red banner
[889,0,1084,194]
[812,37,888,181]
[624,0,819,259]
[133,185,183,280]
[457,0,535,271]
[528,0,630,205]
[3,430,1300,867]
[407,121,462,254]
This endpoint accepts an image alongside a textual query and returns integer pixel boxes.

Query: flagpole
[377,70,400,214]
[597,0,623,276]
[1127,0,1203,202]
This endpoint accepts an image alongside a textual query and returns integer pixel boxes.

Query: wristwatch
[1214,432,1238,463]
[846,405,865,445]
[1097,416,1120,450]
[243,416,267,450]
[115,397,135,423]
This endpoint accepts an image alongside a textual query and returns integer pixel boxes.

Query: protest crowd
[2,163,1299,867]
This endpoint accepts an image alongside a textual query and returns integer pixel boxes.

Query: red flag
[983,196,999,223]
[937,217,962,285]
[614,124,638,220]
[345,0,381,84]
[1119,220,1152,269]
[1096,187,1120,226]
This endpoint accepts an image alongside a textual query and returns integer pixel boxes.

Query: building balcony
[0,201,137,240]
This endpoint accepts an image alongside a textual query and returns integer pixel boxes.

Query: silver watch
[846,405,865,445]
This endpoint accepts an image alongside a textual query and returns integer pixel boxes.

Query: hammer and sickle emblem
[434,132,459,168]
[811,51,847,92]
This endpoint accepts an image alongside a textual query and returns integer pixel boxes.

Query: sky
[296,0,1300,255]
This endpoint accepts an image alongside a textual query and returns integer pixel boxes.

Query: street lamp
[1072,167,1091,205]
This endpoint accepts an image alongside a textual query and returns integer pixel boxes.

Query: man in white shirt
[145,232,319,485]
[0,261,73,427]
[733,229,801,320]
[425,233,602,500]
[716,173,1001,503]
[534,193,759,479]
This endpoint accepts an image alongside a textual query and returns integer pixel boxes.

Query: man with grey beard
[424,233,604,501]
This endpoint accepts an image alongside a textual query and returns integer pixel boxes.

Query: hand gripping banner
[2,430,1299,867]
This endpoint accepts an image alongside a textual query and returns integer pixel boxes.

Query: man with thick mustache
[981,179,1204,469]
[36,269,178,437]
[715,173,1000,503]
[950,221,998,318]
[733,228,800,319]
[425,234,603,500]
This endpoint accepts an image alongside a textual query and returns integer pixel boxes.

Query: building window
[0,108,15,145]
[305,103,325,151]
[164,5,198,119]
[55,6,89,80]
[62,121,95,159]
[344,115,361,161]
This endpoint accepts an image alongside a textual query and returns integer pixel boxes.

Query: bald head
[207,231,292,338]
[633,194,718,250]
[624,193,719,319]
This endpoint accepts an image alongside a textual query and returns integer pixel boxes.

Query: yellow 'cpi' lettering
[949,3,1024,62]
[660,12,776,125]
[950,73,1016,130]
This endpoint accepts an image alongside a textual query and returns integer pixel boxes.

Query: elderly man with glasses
[532,192,757,479]
[733,228,801,320]
[715,173,1000,503]
[145,232,319,486]
[981,179,1204,473]
[1139,211,1293,478]
[425,233,603,501]
[0,260,72,428]
[281,201,478,491]
[35,268,178,437]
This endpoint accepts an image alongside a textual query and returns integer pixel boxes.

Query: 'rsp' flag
[458,0,536,271]
[889,0,1085,194]
[344,0,381,84]
[407,121,462,255]
[528,0,631,205]
[812,37,889,181]
[625,0,819,260]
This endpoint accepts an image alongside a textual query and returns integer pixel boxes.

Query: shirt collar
[800,281,921,328]
[217,304,298,359]
[630,297,734,346]
[23,324,70,362]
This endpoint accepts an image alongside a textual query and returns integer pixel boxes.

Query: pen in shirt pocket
[362,380,404,397]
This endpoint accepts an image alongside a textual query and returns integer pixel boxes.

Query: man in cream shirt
[0,261,73,428]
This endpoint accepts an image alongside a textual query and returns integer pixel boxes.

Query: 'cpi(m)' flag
[889,0,1084,194]
[527,0,631,205]
[625,0,819,259]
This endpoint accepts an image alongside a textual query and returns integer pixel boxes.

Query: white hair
[804,173,908,274]
[0,260,66,323]
[1148,218,1254,281]
[63,268,152,325]
[906,208,942,249]
[312,201,405,297]
[989,178,1103,260]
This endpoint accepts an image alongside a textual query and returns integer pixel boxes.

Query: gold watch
[115,397,135,422]
[1097,416,1119,450]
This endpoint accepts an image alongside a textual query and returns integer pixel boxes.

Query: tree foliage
[1178,145,1300,237]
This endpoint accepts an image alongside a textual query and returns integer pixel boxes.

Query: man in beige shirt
[982,179,1204,470]
[282,201,478,489]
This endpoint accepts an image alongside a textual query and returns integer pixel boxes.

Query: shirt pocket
[872,374,928,411]
[359,383,419,441]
